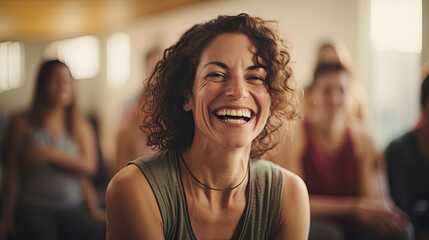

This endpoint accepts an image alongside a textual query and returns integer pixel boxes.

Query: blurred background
[0,0,427,168]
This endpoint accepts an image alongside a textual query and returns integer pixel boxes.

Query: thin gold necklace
[178,152,249,191]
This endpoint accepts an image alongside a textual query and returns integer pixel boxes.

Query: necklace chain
[178,152,249,191]
[189,174,207,240]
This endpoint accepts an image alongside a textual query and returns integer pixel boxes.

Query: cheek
[193,83,219,108]
[311,90,322,102]
[253,87,271,114]
[47,83,58,99]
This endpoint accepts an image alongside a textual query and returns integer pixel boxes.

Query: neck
[310,112,345,138]
[44,107,67,135]
[182,143,249,189]
[417,121,429,157]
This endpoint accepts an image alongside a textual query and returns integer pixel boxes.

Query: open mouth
[214,108,252,124]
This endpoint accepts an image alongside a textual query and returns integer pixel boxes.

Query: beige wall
[0,0,371,158]
[83,0,362,158]
[423,0,429,63]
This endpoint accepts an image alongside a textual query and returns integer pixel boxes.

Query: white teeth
[215,108,251,118]
[223,118,246,124]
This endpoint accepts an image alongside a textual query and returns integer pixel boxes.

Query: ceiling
[0,0,210,42]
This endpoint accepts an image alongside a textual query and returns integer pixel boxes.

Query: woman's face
[311,70,349,118]
[183,33,271,150]
[47,64,74,108]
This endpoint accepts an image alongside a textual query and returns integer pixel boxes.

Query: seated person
[385,65,429,240]
[267,63,410,240]
[106,14,310,239]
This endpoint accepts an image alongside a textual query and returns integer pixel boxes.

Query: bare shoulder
[10,111,30,131]
[275,168,310,240]
[106,163,161,210]
[106,164,163,239]
[348,119,375,158]
[280,168,308,202]
[7,111,32,143]
[106,164,153,209]
[107,164,148,196]
[77,117,96,138]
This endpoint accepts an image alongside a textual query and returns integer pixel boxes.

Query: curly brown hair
[140,13,297,158]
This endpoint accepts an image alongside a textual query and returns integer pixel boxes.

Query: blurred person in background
[114,48,162,174]
[312,40,371,131]
[267,63,411,240]
[0,60,105,240]
[385,62,429,240]
[106,14,310,239]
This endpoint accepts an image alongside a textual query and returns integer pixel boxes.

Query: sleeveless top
[19,128,84,209]
[129,150,284,240]
[301,122,359,196]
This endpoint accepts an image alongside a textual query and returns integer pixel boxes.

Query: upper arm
[384,141,410,213]
[5,113,31,168]
[77,118,98,174]
[105,164,163,240]
[1,113,29,226]
[275,169,310,240]
[352,124,379,197]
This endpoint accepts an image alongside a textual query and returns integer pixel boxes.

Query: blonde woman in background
[313,39,372,131]
[267,63,411,240]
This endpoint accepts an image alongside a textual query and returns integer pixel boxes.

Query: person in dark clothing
[385,64,429,240]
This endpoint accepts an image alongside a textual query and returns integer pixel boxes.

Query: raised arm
[105,164,163,240]
[22,117,98,176]
[48,118,98,176]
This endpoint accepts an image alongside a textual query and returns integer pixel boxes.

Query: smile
[214,108,253,124]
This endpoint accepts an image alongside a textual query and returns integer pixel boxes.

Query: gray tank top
[19,128,84,209]
[129,150,284,240]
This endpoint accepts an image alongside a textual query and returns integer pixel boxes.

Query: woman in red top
[266,63,411,240]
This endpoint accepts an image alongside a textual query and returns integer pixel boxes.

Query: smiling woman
[106,13,310,240]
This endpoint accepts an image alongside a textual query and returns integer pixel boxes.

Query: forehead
[199,33,257,63]
[316,71,349,87]
[50,64,71,76]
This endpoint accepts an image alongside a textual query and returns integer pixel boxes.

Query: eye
[246,75,265,85]
[205,72,227,82]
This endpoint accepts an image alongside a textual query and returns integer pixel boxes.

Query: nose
[60,78,71,87]
[59,77,71,90]
[330,90,344,106]
[225,73,249,99]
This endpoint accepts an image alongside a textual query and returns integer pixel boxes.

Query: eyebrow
[203,61,265,71]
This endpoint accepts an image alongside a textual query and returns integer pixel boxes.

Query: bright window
[44,36,99,79]
[107,32,131,88]
[0,42,23,93]
[369,0,422,149]
[371,0,422,53]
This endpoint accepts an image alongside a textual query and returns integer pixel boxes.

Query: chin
[220,137,253,150]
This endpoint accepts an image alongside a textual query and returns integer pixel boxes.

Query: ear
[183,90,192,112]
